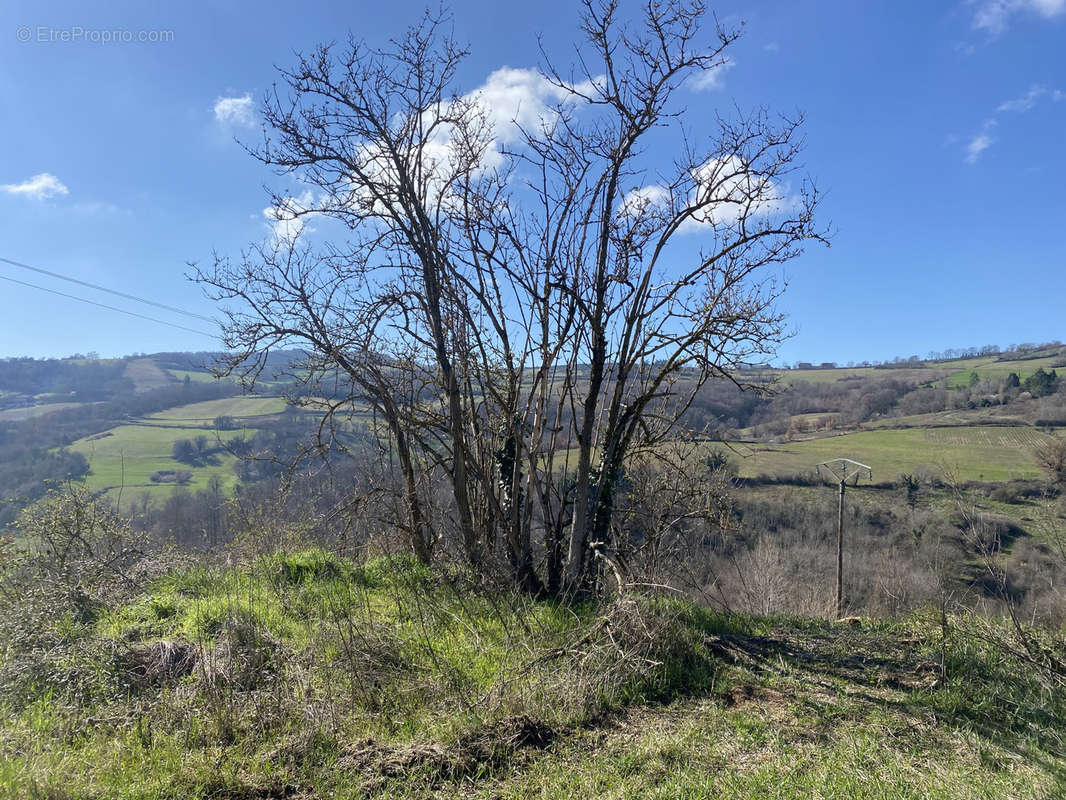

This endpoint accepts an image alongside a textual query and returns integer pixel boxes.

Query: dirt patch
[717,683,790,711]
[335,715,557,790]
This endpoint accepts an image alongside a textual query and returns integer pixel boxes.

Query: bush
[261,548,349,584]
[150,469,192,484]
[359,553,433,589]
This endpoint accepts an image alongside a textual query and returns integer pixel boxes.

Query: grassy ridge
[940,354,1065,389]
[0,551,725,797]
[1,550,1063,798]
[753,351,1065,389]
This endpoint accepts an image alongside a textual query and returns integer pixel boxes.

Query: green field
[742,349,1065,390]
[731,426,1058,482]
[63,396,306,504]
[147,395,288,423]
[862,408,1024,429]
[942,355,1064,388]
[69,423,254,501]
[4,551,1063,798]
[167,368,224,384]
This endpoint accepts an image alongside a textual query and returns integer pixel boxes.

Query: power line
[0,273,216,338]
[0,255,215,323]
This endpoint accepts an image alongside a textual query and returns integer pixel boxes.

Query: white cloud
[966,132,994,163]
[620,156,791,234]
[688,57,735,92]
[348,67,593,205]
[682,156,791,229]
[474,68,577,142]
[214,94,255,127]
[962,84,1062,163]
[997,84,1047,112]
[264,190,315,243]
[1,172,69,200]
[972,0,1066,34]
[460,67,595,171]
[620,185,671,219]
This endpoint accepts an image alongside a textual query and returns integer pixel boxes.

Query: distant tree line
[0,357,132,404]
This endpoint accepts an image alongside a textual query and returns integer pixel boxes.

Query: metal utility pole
[816,458,872,619]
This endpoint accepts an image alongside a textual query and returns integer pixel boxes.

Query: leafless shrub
[200,613,282,692]
[116,639,199,690]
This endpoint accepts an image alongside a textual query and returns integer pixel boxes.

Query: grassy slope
[69,424,251,499]
[941,354,1065,389]
[65,396,286,501]
[728,350,1066,484]
[165,369,223,384]
[123,358,175,392]
[147,395,287,423]
[732,426,1059,482]
[492,625,1062,800]
[1,552,1062,799]
[749,348,1065,388]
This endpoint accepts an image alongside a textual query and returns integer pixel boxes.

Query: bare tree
[196,0,826,596]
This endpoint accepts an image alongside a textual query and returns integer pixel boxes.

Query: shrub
[261,548,349,585]
[359,553,433,589]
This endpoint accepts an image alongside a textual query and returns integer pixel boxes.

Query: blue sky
[1,0,1063,365]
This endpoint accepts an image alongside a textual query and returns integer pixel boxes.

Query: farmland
[745,351,1064,391]
[940,353,1066,388]
[147,395,288,424]
[166,368,223,384]
[731,425,1059,482]
[69,422,251,499]
[65,396,289,501]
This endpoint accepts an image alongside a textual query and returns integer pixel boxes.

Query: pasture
[942,355,1064,388]
[166,368,223,384]
[69,423,254,501]
[730,425,1058,482]
[147,395,288,424]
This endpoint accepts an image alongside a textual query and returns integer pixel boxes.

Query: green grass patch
[166,369,226,384]
[4,548,1065,799]
[147,395,288,422]
[68,423,254,500]
[733,426,1055,482]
